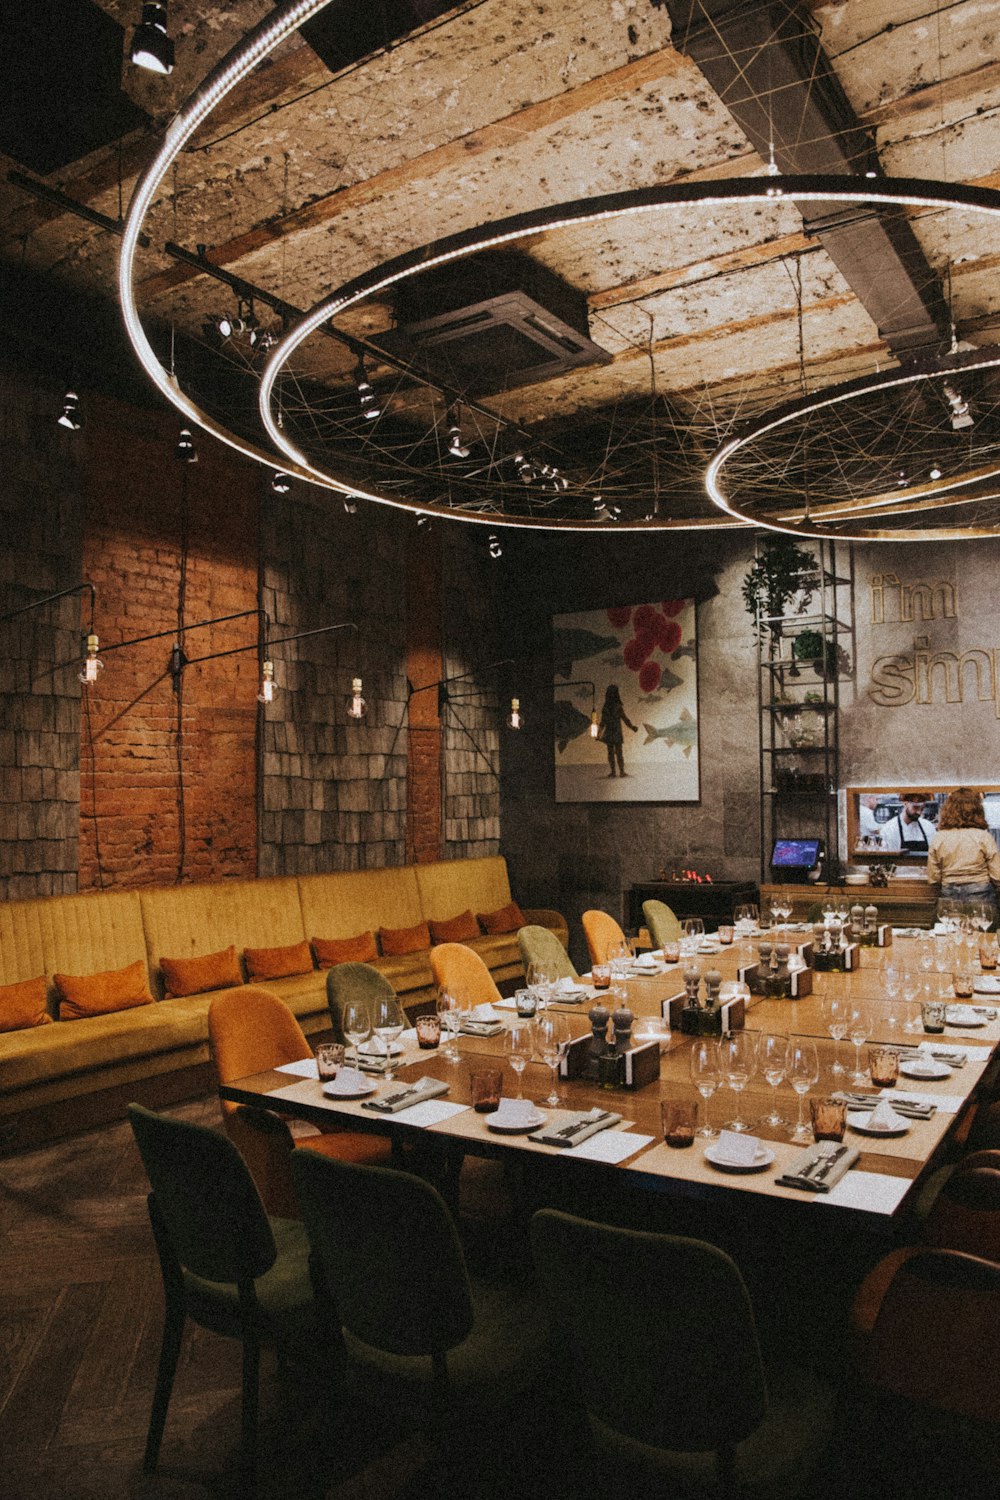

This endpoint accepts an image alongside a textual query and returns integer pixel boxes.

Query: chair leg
[240,1330,261,1490]
[716,1441,737,1500]
[144,1301,184,1472]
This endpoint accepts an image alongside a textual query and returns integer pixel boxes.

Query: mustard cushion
[429,910,480,944]
[244,940,314,981]
[311,931,378,969]
[0,976,52,1032]
[478,901,526,935]
[54,959,154,1020]
[379,921,431,956]
[160,945,243,999]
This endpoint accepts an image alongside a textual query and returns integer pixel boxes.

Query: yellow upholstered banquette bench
[0,856,566,1153]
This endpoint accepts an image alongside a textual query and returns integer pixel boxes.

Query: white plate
[704,1143,775,1172]
[899,1058,951,1080]
[974,976,1000,994]
[486,1109,547,1133]
[552,986,587,1000]
[846,1110,909,1136]
[358,1039,404,1057]
[322,1072,378,1099]
[946,1007,987,1027]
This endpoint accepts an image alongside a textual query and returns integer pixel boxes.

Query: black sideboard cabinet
[628,880,759,933]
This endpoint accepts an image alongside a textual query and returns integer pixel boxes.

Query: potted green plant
[741,537,818,647]
[792,629,837,678]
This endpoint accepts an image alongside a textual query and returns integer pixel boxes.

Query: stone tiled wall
[441,529,502,858]
[0,370,85,900]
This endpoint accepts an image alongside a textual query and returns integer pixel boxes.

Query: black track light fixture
[176,428,197,463]
[355,358,382,421]
[271,471,291,494]
[129,2,175,75]
[57,390,82,431]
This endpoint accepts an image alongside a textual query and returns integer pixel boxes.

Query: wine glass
[505,1019,534,1099]
[689,1038,721,1138]
[436,989,461,1062]
[373,995,405,1083]
[342,1001,370,1067]
[882,963,902,1031]
[758,1031,788,1127]
[527,960,554,1012]
[786,1036,820,1144]
[535,1013,568,1108]
[847,1002,870,1085]
[681,917,704,956]
[720,1030,756,1132]
[822,994,849,1075]
[734,903,759,932]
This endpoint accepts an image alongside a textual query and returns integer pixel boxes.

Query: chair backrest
[925,1165,1000,1261]
[865,1248,1000,1422]
[129,1103,277,1284]
[209,987,311,1115]
[642,898,681,946]
[289,1150,474,1357]
[325,962,399,1042]
[517,925,579,982]
[581,909,626,967]
[428,942,502,1006]
[530,1209,769,1452]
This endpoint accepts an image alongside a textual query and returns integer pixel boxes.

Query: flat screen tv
[770,838,821,871]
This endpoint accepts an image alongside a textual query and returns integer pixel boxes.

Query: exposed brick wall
[79,394,260,888]
[0,369,85,899]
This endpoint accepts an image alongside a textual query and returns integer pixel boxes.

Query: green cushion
[183,1216,317,1349]
[517,926,579,981]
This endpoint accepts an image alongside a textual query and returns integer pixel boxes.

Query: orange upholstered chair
[429,943,502,1007]
[852,1162,1000,1337]
[208,987,390,1218]
[581,909,626,967]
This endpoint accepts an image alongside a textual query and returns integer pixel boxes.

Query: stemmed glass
[436,989,461,1062]
[342,1001,370,1068]
[787,1037,820,1144]
[882,963,902,1032]
[847,1002,870,1085]
[734,903,759,931]
[757,1032,788,1127]
[527,960,554,1012]
[505,1019,534,1099]
[689,1038,721,1138]
[372,995,405,1083]
[681,917,704,956]
[720,1030,756,1131]
[822,995,849,1075]
[535,1013,568,1108]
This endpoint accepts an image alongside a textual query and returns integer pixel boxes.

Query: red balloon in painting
[606,606,632,628]
[639,661,661,693]
[623,632,654,671]
[661,599,685,617]
[633,604,658,632]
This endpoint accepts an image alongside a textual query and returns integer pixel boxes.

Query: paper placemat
[817,1170,912,1214]
[269,1079,347,1109]
[878,1089,963,1114]
[397,1100,469,1128]
[275,1058,318,1078]
[567,1130,654,1164]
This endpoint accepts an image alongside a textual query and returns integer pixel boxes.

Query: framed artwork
[553,599,699,803]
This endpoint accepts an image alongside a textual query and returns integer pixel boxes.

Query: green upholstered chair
[128,1103,320,1487]
[517,924,579,982]
[530,1209,835,1499]
[288,1150,544,1419]
[325,961,399,1042]
[642,897,682,947]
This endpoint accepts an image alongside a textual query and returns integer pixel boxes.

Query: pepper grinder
[612,997,634,1054]
[703,968,723,1010]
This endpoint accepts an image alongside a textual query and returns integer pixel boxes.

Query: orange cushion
[378,921,431,956]
[0,976,52,1032]
[311,931,378,969]
[160,945,243,999]
[477,901,526,935]
[54,959,154,1020]
[244,940,314,981]
[429,910,480,944]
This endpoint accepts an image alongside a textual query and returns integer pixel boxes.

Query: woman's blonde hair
[938,786,988,831]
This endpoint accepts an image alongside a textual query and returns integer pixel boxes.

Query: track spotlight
[343,495,358,514]
[257,659,275,705]
[346,677,367,721]
[513,453,537,483]
[943,382,973,430]
[79,633,103,685]
[271,471,291,494]
[416,514,431,530]
[176,428,197,463]
[446,408,470,458]
[592,495,609,519]
[57,390,82,431]
[355,359,381,420]
[929,464,943,480]
[129,2,175,74]
[488,533,502,559]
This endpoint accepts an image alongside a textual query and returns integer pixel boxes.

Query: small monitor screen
[771,838,820,869]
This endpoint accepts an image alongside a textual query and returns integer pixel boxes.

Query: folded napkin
[529,1107,621,1148]
[835,1092,934,1120]
[898,1045,966,1069]
[552,978,585,1000]
[460,1019,505,1036]
[356,1055,393,1074]
[776,1143,859,1193]
[361,1077,450,1114]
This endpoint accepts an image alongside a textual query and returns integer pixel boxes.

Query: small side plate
[704,1144,775,1172]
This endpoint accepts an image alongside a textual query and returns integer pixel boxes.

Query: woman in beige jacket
[926,787,1000,924]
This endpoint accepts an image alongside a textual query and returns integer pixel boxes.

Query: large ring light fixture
[706,346,1000,541]
[118,0,1000,530]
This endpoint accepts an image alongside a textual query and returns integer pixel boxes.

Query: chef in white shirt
[879,794,937,854]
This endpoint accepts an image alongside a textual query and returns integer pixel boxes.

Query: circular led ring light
[706,346,1000,541]
[117,6,1000,527]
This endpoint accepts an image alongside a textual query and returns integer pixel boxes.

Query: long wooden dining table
[219,937,999,1238]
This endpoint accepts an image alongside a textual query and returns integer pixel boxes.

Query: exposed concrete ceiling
[5,0,1000,533]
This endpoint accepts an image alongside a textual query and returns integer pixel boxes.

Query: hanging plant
[741,537,818,643]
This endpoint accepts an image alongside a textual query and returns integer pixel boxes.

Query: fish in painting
[643,706,697,757]
[554,700,592,752]
[553,627,620,677]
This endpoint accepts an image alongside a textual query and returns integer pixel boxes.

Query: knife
[554,1110,616,1140]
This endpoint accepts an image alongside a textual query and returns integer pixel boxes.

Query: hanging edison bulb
[346,676,367,721]
[257,659,275,704]
[507,697,523,730]
[79,633,103,684]
[590,711,600,739]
